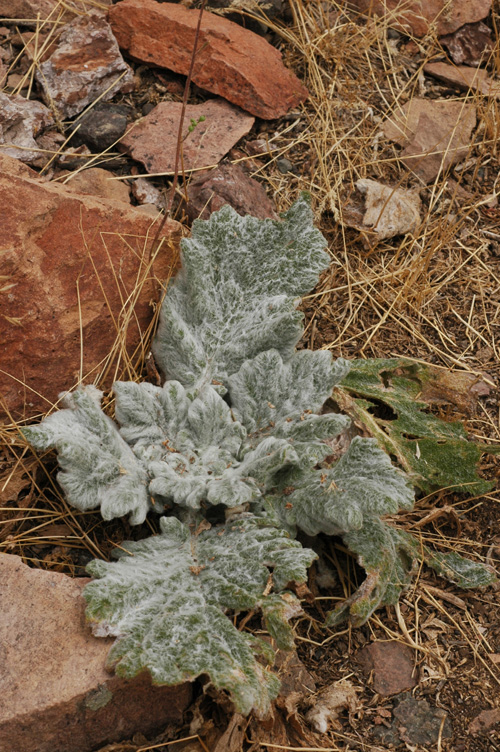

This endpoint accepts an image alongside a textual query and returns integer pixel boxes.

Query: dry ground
[1,0,500,750]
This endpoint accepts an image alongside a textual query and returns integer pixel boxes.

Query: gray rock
[394,696,452,745]
[0,92,54,163]
[277,157,293,174]
[36,11,133,119]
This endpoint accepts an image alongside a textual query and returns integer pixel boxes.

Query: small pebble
[142,102,156,116]
[277,157,293,174]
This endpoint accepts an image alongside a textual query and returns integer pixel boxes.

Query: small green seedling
[187,114,206,133]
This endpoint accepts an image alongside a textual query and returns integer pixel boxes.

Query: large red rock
[108,0,308,119]
[349,0,491,37]
[0,154,180,421]
[120,99,254,174]
[0,554,192,752]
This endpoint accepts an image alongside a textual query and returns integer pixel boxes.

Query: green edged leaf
[84,515,316,715]
[326,523,496,626]
[337,358,495,494]
[152,195,330,393]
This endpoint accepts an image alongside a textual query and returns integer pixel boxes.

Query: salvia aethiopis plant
[24,195,496,716]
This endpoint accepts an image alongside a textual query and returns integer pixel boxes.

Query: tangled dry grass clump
[1,0,500,749]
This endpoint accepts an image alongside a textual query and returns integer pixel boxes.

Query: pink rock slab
[424,61,500,98]
[119,98,255,174]
[383,98,476,183]
[108,0,308,119]
[357,641,418,696]
[349,0,491,37]
[440,22,493,67]
[0,553,192,752]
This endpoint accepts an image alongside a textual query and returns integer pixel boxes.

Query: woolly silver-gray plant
[24,195,494,716]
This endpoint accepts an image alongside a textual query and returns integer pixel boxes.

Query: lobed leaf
[84,515,316,715]
[152,195,330,394]
[285,437,414,536]
[22,386,150,524]
[229,349,350,433]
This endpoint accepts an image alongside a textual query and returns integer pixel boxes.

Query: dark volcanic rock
[440,21,493,67]
[69,103,131,151]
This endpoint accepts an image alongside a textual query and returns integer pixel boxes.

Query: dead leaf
[0,459,37,542]
[383,98,476,183]
[305,680,360,733]
[343,179,421,242]
[376,707,393,718]
[419,368,495,412]
[248,708,323,750]
[211,714,248,752]
[36,523,74,540]
[275,649,316,717]
[0,463,33,504]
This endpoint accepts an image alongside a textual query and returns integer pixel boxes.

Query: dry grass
[1,0,500,749]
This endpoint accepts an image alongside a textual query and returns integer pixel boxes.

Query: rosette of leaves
[23,195,496,716]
